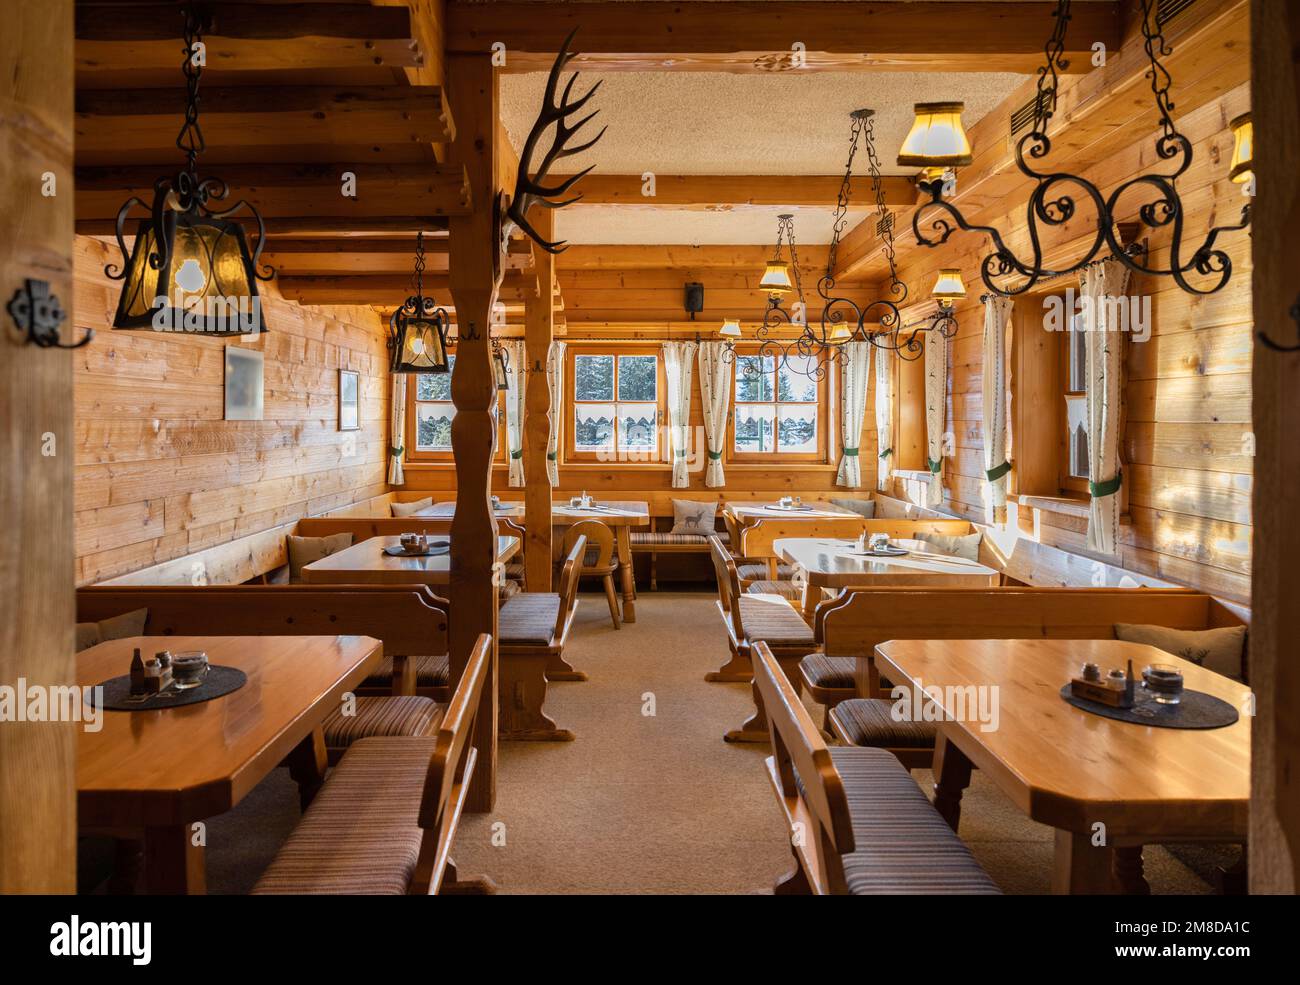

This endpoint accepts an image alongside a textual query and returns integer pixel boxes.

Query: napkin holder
[1068,660,1136,709]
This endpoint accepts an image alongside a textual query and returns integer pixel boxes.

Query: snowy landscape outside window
[570,350,662,461]
[731,352,823,461]
[407,355,503,462]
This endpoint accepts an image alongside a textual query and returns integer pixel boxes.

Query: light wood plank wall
[72,236,392,585]
[887,81,1253,604]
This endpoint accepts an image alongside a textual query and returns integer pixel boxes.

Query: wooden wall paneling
[524,213,555,590]
[1249,0,1300,895]
[447,52,501,813]
[0,0,77,893]
[895,349,926,472]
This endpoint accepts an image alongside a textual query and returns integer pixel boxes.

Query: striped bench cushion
[504,562,526,580]
[822,747,1000,894]
[800,653,856,691]
[499,592,561,645]
[362,654,449,690]
[745,580,802,601]
[629,530,729,547]
[737,594,814,646]
[830,697,936,749]
[736,561,795,582]
[252,736,435,894]
[499,578,522,601]
[321,696,443,750]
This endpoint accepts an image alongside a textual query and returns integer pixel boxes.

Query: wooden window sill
[1016,493,1131,525]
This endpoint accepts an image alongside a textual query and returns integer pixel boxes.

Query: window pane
[777,358,817,402]
[574,401,615,451]
[735,355,774,402]
[1069,324,1088,393]
[617,355,658,401]
[734,405,776,453]
[416,357,454,401]
[617,402,658,452]
[574,354,614,401]
[777,405,817,453]
[416,402,454,450]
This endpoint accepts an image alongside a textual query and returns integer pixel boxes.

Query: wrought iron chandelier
[757,213,807,334]
[754,109,954,380]
[908,0,1252,297]
[107,2,273,334]
[388,232,451,374]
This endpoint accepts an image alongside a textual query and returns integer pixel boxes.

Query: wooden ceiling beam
[279,274,538,306]
[556,244,831,270]
[560,173,913,208]
[263,237,533,275]
[447,1,1120,75]
[75,2,423,73]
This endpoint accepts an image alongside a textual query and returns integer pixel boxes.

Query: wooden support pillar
[447,53,502,813]
[1249,0,1300,895]
[523,211,555,590]
[0,0,77,894]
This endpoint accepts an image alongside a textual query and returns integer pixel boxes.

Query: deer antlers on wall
[504,28,606,254]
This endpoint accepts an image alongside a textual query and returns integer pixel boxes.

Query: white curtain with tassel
[981,296,1014,523]
[924,328,947,509]
[662,341,698,488]
[545,340,566,486]
[874,346,893,492]
[503,340,526,487]
[697,342,731,487]
[1082,259,1131,555]
[835,341,871,488]
[387,374,407,485]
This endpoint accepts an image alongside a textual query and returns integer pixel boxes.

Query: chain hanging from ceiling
[909,0,1251,296]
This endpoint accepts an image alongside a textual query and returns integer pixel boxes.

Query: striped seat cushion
[504,562,526,581]
[499,592,561,645]
[499,578,522,600]
[321,696,443,750]
[252,736,435,894]
[736,561,795,582]
[800,653,856,691]
[737,594,814,646]
[830,697,937,749]
[629,530,729,546]
[362,654,449,690]
[745,580,802,601]
[819,747,1000,894]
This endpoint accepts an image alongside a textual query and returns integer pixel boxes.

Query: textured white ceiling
[501,69,1026,243]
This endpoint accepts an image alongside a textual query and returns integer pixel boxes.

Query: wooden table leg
[1113,845,1151,895]
[285,726,328,811]
[616,527,637,623]
[143,824,206,895]
[800,579,819,621]
[1052,829,1115,894]
[931,732,973,832]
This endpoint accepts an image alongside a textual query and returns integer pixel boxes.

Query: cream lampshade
[898,102,974,169]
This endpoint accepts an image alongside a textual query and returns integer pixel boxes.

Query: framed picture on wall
[224,346,264,421]
[338,369,360,431]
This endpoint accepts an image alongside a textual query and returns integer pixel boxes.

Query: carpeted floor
[200,589,1221,895]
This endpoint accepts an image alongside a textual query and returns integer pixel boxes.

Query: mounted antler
[504,28,606,254]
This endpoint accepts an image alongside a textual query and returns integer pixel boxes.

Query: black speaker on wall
[684,282,705,318]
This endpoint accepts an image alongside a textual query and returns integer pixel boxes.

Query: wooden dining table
[77,634,383,894]
[775,536,1000,617]
[301,534,519,586]
[725,501,858,522]
[874,637,1251,894]
[550,500,649,623]
[414,500,526,520]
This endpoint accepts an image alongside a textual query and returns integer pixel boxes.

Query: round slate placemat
[1058,684,1239,729]
[384,541,449,557]
[88,666,248,712]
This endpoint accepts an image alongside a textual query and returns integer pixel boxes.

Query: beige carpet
[197,589,1218,894]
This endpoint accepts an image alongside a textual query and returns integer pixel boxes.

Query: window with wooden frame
[729,350,827,463]
[565,347,665,463]
[1061,308,1090,494]
[404,355,506,464]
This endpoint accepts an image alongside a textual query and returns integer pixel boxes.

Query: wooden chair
[752,641,1000,895]
[562,519,621,629]
[497,536,586,741]
[499,517,527,599]
[253,633,492,895]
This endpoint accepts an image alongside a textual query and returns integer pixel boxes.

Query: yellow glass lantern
[898,102,974,169]
[1229,112,1253,185]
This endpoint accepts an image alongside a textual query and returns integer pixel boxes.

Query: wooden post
[523,210,555,589]
[447,53,502,813]
[1250,0,1300,894]
[0,0,77,892]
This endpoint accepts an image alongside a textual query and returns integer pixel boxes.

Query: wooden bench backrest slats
[411,632,492,894]
[98,521,298,587]
[294,517,453,541]
[741,517,973,560]
[1001,538,1178,591]
[752,640,853,895]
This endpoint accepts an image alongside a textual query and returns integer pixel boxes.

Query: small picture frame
[223,346,264,421]
[338,369,360,431]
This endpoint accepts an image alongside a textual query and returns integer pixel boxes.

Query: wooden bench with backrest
[252,633,492,895]
[751,640,1001,895]
[77,585,456,767]
[815,585,1247,764]
[496,536,586,741]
